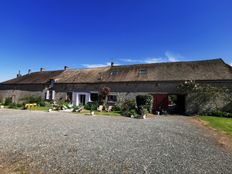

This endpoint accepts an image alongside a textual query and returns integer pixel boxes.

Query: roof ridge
[46,58,225,71]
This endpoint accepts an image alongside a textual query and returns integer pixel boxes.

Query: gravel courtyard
[0,109,232,174]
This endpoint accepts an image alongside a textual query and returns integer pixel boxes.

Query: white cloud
[82,62,120,68]
[83,51,183,68]
[230,63,232,66]
[144,58,164,63]
[119,58,143,63]
[165,51,182,62]
[119,51,183,64]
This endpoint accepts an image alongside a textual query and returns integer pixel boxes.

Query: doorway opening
[79,94,86,105]
[152,94,185,115]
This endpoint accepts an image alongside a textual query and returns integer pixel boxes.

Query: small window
[91,93,99,102]
[67,92,73,102]
[139,69,147,75]
[110,71,119,76]
[107,95,117,102]
[49,79,55,88]
[45,90,55,100]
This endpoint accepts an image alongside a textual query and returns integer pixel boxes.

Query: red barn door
[152,94,169,114]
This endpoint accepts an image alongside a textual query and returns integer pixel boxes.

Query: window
[67,92,73,102]
[45,90,55,100]
[90,93,99,102]
[110,70,119,76]
[107,95,117,102]
[139,69,147,75]
[49,79,55,88]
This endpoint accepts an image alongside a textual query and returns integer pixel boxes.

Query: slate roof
[1,59,232,84]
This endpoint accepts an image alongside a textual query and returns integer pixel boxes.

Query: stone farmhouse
[0,59,231,115]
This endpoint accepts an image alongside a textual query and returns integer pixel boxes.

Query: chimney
[28,69,32,74]
[111,62,114,67]
[17,70,22,78]
[40,68,45,72]
[64,66,69,70]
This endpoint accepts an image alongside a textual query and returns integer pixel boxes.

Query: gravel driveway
[0,109,232,174]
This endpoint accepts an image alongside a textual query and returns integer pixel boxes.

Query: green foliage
[200,110,232,118]
[128,109,139,118]
[112,104,121,112]
[136,95,152,113]
[139,105,149,115]
[16,103,23,108]
[99,87,111,105]
[121,99,137,117]
[179,81,231,100]
[44,101,52,107]
[21,96,45,106]
[178,80,200,92]
[4,97,13,106]
[52,100,70,110]
[84,102,98,111]
[179,80,232,112]
[8,103,18,109]
[72,105,83,112]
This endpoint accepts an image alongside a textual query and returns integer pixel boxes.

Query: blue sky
[0,0,232,82]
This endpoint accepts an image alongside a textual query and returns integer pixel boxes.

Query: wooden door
[152,94,169,114]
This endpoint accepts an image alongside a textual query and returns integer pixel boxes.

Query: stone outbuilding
[0,58,231,115]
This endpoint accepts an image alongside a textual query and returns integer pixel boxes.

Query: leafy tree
[99,87,111,105]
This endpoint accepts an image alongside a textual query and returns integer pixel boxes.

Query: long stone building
[0,58,232,115]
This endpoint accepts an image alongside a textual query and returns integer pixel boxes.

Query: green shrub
[112,104,121,112]
[136,95,152,113]
[16,103,23,108]
[121,99,137,117]
[8,103,17,109]
[44,101,52,107]
[84,102,98,111]
[200,110,232,118]
[138,105,149,115]
[52,100,70,110]
[128,109,139,118]
[73,105,83,112]
[4,97,13,106]
[21,96,45,106]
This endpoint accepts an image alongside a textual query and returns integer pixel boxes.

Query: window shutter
[52,90,56,100]
[46,91,50,100]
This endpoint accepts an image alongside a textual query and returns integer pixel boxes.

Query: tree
[99,87,111,105]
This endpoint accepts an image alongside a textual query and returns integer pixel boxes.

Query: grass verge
[198,116,232,136]
[74,109,122,116]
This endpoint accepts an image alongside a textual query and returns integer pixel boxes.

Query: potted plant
[140,106,148,119]
[90,104,95,116]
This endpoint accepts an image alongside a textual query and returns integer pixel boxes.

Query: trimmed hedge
[201,110,232,118]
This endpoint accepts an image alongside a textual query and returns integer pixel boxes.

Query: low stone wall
[185,93,232,115]
[0,90,45,103]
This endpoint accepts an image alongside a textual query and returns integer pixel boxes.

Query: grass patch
[75,109,122,116]
[95,111,122,116]
[28,106,50,111]
[198,116,232,136]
